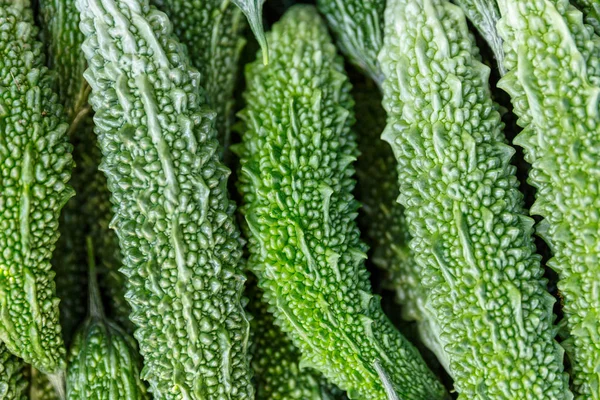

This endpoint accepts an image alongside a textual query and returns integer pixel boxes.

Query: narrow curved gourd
[0,0,73,373]
[352,81,449,372]
[571,0,600,35]
[150,0,245,154]
[316,0,385,85]
[497,0,600,397]
[39,0,132,340]
[451,0,505,75]
[75,0,253,398]
[247,281,345,399]
[237,5,447,399]
[379,0,571,398]
[0,344,27,400]
[66,239,147,400]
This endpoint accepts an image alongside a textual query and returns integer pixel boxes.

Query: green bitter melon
[379,0,571,397]
[237,5,447,399]
[0,0,73,373]
[75,0,253,397]
[497,0,600,397]
[571,0,600,35]
[0,344,27,400]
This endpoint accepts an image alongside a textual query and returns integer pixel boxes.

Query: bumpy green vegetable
[150,0,246,154]
[247,280,345,399]
[379,0,571,398]
[66,239,147,400]
[29,367,61,400]
[316,0,385,85]
[0,0,73,373]
[39,0,132,340]
[237,5,447,399]
[452,0,505,75]
[75,0,253,398]
[572,0,600,35]
[0,344,27,400]
[497,0,600,397]
[352,80,450,372]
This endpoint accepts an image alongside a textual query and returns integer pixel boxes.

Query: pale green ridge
[237,5,448,399]
[0,0,73,373]
[75,0,253,398]
[497,0,600,397]
[379,0,571,397]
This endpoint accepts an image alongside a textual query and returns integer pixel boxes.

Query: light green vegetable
[66,239,147,400]
[247,280,345,399]
[150,0,246,155]
[379,0,571,397]
[237,5,447,399]
[0,0,73,373]
[571,0,600,35]
[0,344,27,400]
[352,80,450,372]
[497,0,600,397]
[75,0,253,397]
[316,0,385,84]
[451,0,505,75]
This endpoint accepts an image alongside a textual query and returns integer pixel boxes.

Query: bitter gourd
[497,0,600,397]
[75,0,253,397]
[150,0,246,155]
[352,80,450,373]
[316,0,385,85]
[237,5,447,399]
[451,0,505,75]
[571,0,600,35]
[0,0,73,373]
[29,367,61,400]
[379,0,572,397]
[0,344,27,400]
[247,280,345,399]
[66,239,147,400]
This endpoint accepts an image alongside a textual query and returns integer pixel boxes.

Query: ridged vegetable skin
[150,0,246,153]
[0,344,27,400]
[497,0,600,397]
[66,240,147,400]
[75,0,253,398]
[237,5,447,399]
[247,281,345,399]
[0,0,73,373]
[571,0,600,35]
[316,0,385,84]
[379,0,571,398]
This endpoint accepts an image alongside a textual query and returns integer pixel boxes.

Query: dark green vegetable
[0,0,73,373]
[232,0,268,63]
[29,367,61,400]
[316,0,385,84]
[571,0,600,35]
[498,0,600,397]
[150,0,246,154]
[66,239,147,400]
[75,0,253,397]
[379,0,571,397]
[0,344,27,400]
[237,5,447,399]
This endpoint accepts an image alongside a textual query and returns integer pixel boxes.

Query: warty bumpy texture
[0,343,27,400]
[352,81,450,372]
[237,5,447,399]
[379,0,572,398]
[246,281,346,400]
[316,0,385,85]
[75,0,253,398]
[498,0,600,398]
[0,0,73,373]
[150,0,246,153]
[571,0,600,35]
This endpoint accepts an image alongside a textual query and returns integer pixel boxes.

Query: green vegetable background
[0,0,597,398]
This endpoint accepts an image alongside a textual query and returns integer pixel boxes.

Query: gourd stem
[86,236,105,319]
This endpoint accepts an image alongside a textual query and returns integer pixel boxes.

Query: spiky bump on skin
[379,0,571,398]
[237,5,447,399]
[75,0,253,397]
[0,0,73,373]
[498,0,600,397]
